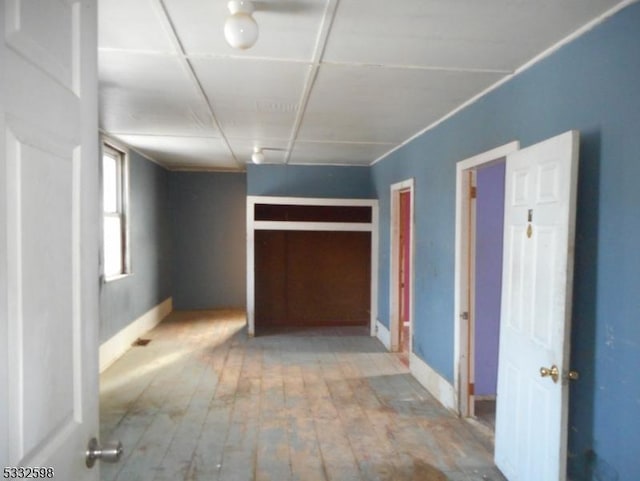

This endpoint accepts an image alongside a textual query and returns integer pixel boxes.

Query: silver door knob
[86,437,123,468]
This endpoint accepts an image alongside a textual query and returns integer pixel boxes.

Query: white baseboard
[376,320,391,350]
[410,353,457,412]
[475,395,497,402]
[99,297,172,373]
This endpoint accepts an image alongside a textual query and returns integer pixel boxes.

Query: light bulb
[224,1,258,50]
[251,148,265,164]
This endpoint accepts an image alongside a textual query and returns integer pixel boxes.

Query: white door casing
[494,131,579,481]
[246,196,379,337]
[468,170,477,416]
[1,1,100,479]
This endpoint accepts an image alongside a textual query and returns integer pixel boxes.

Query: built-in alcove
[247,196,379,336]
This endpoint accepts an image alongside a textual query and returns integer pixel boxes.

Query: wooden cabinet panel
[255,230,371,332]
[255,230,288,324]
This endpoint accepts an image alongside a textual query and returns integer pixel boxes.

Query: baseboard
[99,297,173,373]
[410,353,457,412]
[475,395,497,402]
[376,320,391,350]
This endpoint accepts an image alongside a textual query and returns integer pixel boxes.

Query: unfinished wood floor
[100,310,506,481]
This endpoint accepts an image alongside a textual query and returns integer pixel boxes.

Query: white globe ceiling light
[251,147,265,164]
[224,1,258,50]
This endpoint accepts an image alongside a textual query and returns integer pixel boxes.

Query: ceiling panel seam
[321,60,512,74]
[185,53,313,64]
[153,0,242,167]
[108,132,220,139]
[98,47,180,57]
[297,139,394,146]
[285,0,340,164]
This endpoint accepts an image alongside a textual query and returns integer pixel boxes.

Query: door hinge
[468,383,475,395]
[470,186,477,199]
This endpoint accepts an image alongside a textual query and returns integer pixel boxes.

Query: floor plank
[100,310,506,481]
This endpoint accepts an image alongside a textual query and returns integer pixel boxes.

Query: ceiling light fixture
[251,147,265,164]
[224,0,258,50]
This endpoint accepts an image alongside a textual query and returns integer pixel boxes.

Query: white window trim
[101,137,132,283]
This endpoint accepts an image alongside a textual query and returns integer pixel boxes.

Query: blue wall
[100,150,172,342]
[372,4,640,480]
[247,164,375,198]
[169,172,247,310]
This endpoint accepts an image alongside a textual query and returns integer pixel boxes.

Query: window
[102,142,129,279]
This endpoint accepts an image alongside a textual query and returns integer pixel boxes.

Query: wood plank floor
[100,310,506,481]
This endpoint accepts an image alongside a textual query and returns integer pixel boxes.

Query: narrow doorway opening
[399,189,412,361]
[454,142,519,439]
[471,161,505,432]
[390,180,414,367]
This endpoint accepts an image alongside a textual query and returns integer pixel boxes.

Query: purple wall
[474,160,505,397]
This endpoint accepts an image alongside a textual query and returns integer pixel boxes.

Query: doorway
[453,142,519,421]
[472,161,506,430]
[390,179,414,365]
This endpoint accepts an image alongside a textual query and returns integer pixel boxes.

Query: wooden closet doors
[255,230,371,332]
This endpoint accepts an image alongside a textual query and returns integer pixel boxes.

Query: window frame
[101,139,131,282]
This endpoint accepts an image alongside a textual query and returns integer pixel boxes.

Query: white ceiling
[99,0,626,170]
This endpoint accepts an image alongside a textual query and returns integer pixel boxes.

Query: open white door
[494,131,579,480]
[1,1,101,479]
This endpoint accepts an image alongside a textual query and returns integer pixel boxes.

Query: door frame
[246,195,379,337]
[389,179,414,353]
[453,142,519,416]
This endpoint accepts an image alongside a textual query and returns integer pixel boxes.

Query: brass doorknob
[567,370,580,381]
[540,365,559,383]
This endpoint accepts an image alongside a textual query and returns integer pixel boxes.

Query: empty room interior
[1,1,639,481]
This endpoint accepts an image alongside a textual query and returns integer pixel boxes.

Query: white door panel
[1,0,99,478]
[5,0,77,90]
[495,131,579,481]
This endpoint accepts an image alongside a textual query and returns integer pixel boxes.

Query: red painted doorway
[399,189,412,356]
